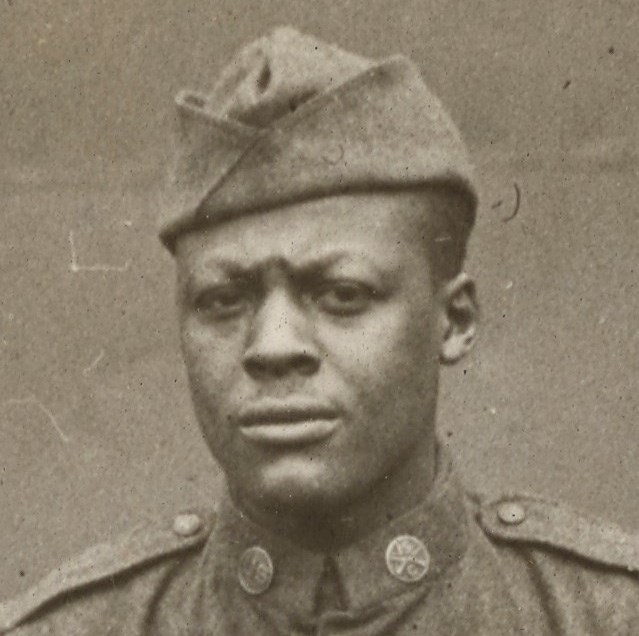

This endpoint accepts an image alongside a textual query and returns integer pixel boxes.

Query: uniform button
[172,513,203,537]
[238,546,274,595]
[385,535,430,583]
[497,501,526,525]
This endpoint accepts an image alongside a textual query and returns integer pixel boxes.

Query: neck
[234,441,437,553]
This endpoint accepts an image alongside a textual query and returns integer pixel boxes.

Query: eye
[193,284,251,320]
[313,280,376,316]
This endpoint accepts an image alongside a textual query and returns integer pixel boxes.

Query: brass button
[497,501,526,525]
[172,513,203,537]
[238,546,274,595]
[385,535,430,583]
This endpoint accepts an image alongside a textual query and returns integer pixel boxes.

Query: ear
[438,273,479,365]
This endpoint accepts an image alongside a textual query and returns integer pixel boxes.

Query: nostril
[243,356,266,377]
[294,355,320,376]
[256,61,272,93]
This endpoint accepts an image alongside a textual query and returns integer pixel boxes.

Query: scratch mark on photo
[68,231,131,273]
[83,349,105,376]
[503,183,521,223]
[2,396,70,443]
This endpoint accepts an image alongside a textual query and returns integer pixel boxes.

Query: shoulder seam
[0,509,214,632]
[477,494,639,574]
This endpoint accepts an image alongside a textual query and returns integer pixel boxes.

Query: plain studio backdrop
[1,0,637,595]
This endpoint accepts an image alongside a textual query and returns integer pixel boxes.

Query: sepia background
[1,0,637,595]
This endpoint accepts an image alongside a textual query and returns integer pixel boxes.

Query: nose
[243,288,320,380]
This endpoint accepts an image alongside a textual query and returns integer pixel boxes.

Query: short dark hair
[402,185,474,285]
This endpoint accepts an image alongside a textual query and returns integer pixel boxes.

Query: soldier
[2,26,639,635]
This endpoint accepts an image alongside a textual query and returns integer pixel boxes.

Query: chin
[237,456,352,516]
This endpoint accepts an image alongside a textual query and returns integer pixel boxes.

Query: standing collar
[203,447,469,620]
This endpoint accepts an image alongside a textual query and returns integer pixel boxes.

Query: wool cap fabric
[159,26,478,252]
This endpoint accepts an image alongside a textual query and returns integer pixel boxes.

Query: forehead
[175,192,433,272]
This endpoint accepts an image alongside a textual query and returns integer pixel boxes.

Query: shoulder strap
[0,508,214,632]
[476,493,639,573]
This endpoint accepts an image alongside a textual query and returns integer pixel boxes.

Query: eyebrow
[180,249,397,303]
[198,251,387,278]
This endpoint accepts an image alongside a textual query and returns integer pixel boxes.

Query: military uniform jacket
[3,456,639,635]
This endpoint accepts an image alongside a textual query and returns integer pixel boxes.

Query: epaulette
[476,493,639,573]
[0,508,215,633]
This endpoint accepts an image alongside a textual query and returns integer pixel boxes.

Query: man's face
[176,192,458,517]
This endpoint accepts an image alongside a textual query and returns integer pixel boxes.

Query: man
[2,26,639,635]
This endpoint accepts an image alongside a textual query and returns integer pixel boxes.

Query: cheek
[316,311,439,470]
[181,324,245,463]
[181,321,242,411]
[324,305,439,403]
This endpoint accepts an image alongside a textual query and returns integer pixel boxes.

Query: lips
[237,399,340,446]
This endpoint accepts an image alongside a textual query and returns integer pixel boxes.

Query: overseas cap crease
[159,26,477,252]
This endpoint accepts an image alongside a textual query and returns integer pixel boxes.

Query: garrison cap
[159,26,478,253]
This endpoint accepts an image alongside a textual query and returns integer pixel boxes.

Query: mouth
[237,401,340,446]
